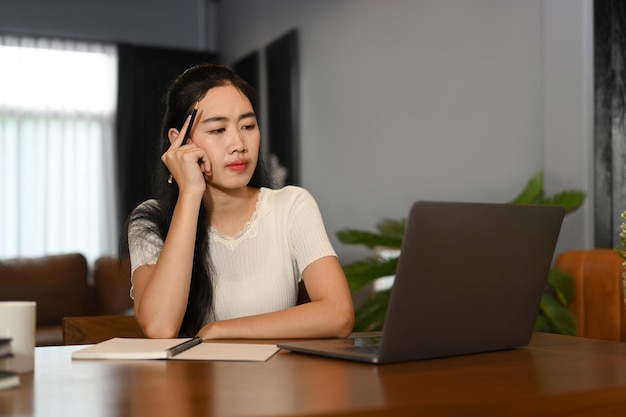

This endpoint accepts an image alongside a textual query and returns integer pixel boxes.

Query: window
[0,36,118,263]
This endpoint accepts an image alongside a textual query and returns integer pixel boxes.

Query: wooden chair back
[63,315,144,345]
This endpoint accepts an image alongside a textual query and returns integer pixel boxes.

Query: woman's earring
[167,174,173,184]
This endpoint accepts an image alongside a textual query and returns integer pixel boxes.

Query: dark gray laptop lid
[378,201,565,362]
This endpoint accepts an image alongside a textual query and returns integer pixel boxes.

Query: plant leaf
[343,256,399,293]
[539,293,577,335]
[542,190,586,214]
[509,171,544,204]
[375,218,407,240]
[547,267,576,305]
[353,289,391,332]
[336,229,403,249]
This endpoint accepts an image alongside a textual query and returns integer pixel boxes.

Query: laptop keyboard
[345,336,382,355]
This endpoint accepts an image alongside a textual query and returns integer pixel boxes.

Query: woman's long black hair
[120,63,271,337]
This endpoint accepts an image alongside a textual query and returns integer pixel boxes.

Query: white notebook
[71,337,279,362]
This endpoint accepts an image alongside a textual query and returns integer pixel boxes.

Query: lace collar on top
[209,188,270,250]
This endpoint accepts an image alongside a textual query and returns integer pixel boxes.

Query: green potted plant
[338,171,585,334]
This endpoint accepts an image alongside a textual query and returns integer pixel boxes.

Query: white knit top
[128,186,337,323]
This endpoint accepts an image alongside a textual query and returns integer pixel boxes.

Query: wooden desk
[2,332,626,416]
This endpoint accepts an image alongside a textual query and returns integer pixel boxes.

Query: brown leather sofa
[0,253,133,346]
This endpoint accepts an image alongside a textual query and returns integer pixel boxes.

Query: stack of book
[0,337,20,390]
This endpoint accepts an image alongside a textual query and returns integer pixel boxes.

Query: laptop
[278,201,565,364]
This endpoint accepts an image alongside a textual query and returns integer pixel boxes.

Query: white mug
[0,301,36,373]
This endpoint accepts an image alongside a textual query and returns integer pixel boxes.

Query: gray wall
[0,0,594,262]
[219,0,594,263]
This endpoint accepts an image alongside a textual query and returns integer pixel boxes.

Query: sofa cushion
[0,253,94,327]
[93,256,133,315]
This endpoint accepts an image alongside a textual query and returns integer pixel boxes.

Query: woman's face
[188,84,260,191]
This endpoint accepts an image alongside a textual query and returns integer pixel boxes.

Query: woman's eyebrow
[239,112,256,120]
[200,112,256,124]
[200,116,227,124]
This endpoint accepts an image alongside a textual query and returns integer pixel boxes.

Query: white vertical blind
[0,35,118,264]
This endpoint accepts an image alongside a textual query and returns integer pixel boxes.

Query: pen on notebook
[166,336,202,358]
[168,102,199,184]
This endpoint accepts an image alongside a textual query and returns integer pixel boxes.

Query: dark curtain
[115,44,217,228]
[594,0,626,248]
[265,29,300,186]
[233,51,261,114]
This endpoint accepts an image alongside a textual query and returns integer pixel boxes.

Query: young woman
[123,63,354,340]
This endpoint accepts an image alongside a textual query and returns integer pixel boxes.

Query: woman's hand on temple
[162,112,211,194]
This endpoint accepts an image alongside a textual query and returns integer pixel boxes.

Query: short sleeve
[287,188,337,276]
[127,200,164,298]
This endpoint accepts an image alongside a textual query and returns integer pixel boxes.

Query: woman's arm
[132,192,203,338]
[197,255,355,339]
[133,113,209,338]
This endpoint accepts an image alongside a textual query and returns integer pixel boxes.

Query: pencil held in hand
[168,102,199,184]
[181,102,199,146]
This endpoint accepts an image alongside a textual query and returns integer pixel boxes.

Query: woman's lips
[227,160,248,172]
